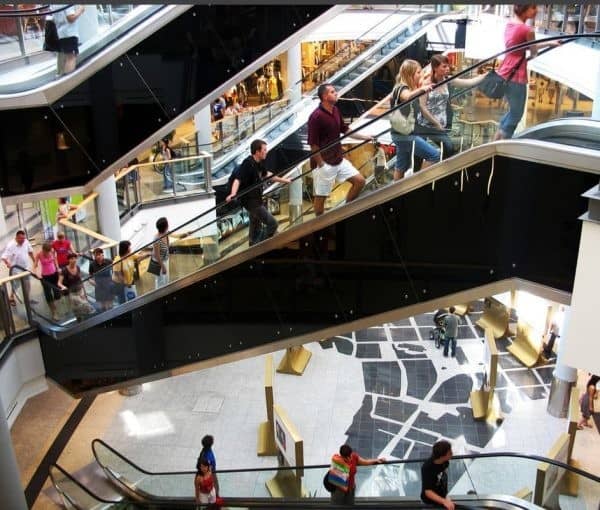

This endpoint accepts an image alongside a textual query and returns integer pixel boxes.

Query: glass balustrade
[86,439,599,507]
[4,33,598,335]
[0,4,163,94]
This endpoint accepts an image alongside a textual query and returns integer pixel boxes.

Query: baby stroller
[429,308,448,349]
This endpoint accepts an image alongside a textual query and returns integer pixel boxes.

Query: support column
[0,395,28,510]
[94,175,121,242]
[547,309,577,417]
[286,44,302,103]
[592,61,600,119]
[0,197,7,236]
[194,106,212,153]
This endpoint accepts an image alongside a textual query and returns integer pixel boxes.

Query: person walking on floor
[308,83,371,215]
[421,440,455,510]
[327,443,385,505]
[226,139,291,246]
[443,306,460,357]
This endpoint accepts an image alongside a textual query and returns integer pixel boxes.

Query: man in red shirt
[52,231,74,268]
[307,83,371,216]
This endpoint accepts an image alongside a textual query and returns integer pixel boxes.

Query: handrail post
[21,275,33,327]
[203,154,213,193]
[0,282,15,337]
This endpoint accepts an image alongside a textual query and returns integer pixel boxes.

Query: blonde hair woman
[390,59,440,181]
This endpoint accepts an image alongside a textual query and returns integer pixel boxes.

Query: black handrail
[0,4,71,18]
[91,438,600,483]
[39,34,600,311]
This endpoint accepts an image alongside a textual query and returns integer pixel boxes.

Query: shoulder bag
[479,55,525,99]
[389,85,415,135]
[147,258,162,276]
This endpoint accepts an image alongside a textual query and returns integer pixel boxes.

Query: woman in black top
[58,253,95,320]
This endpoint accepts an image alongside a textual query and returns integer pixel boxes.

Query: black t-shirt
[237,155,267,208]
[421,458,449,504]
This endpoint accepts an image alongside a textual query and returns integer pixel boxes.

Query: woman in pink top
[495,5,560,139]
[34,242,61,319]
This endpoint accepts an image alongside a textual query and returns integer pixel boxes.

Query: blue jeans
[248,204,278,246]
[444,336,456,357]
[499,81,527,138]
[163,163,173,190]
[391,133,441,172]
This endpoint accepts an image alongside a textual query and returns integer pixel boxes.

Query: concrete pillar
[194,106,212,152]
[547,309,577,418]
[0,395,28,510]
[0,197,7,237]
[288,167,303,226]
[94,175,121,242]
[592,61,600,119]
[286,44,302,103]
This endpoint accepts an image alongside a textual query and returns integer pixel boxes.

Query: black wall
[0,5,329,196]
[39,157,597,395]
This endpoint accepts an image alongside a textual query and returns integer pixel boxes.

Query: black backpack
[43,19,60,52]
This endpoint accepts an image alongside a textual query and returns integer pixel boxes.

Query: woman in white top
[53,5,85,75]
[417,54,485,158]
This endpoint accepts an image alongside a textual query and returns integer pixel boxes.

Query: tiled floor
[10,305,599,508]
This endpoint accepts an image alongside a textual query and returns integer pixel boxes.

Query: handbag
[323,472,336,493]
[147,258,162,276]
[43,19,60,52]
[125,285,137,301]
[389,85,414,135]
[479,55,526,99]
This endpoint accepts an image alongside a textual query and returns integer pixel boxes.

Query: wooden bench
[507,321,541,368]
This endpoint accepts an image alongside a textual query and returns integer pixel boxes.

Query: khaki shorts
[313,159,359,196]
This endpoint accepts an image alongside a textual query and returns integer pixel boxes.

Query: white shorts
[313,159,359,196]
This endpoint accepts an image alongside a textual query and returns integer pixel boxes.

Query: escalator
[47,440,600,508]
[0,4,333,196]
[10,36,599,395]
[205,11,464,186]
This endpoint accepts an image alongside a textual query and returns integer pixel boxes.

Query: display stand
[266,404,305,498]
[470,328,502,422]
[257,355,278,456]
[507,321,542,368]
[277,345,312,376]
[533,433,571,509]
[475,297,509,339]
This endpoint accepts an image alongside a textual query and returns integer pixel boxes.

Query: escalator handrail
[42,33,600,318]
[0,4,60,17]
[91,438,600,482]
[49,462,122,504]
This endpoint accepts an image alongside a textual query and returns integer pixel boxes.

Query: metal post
[16,13,27,59]
[124,179,131,212]
[21,275,33,326]
[203,154,213,193]
[107,4,114,25]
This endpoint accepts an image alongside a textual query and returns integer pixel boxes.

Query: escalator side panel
[0,5,329,197]
[39,158,597,395]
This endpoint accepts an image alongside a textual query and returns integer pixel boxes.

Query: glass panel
[49,464,125,509]
[89,442,600,506]
[21,35,600,333]
[0,5,163,94]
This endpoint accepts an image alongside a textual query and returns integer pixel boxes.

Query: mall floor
[10,304,599,509]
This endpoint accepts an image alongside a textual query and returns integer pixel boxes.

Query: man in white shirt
[1,230,36,305]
